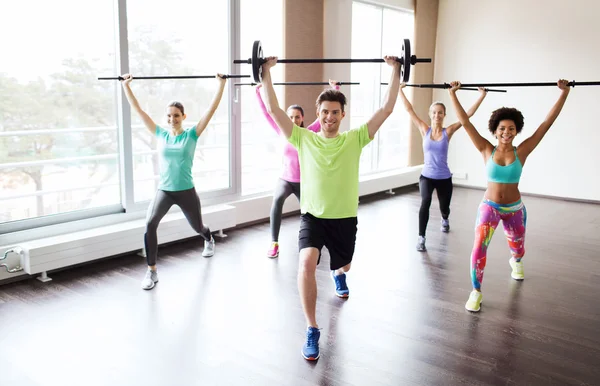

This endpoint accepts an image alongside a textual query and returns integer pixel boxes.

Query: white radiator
[0,204,236,281]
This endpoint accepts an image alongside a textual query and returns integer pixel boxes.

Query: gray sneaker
[416,236,426,252]
[202,236,215,257]
[141,269,158,290]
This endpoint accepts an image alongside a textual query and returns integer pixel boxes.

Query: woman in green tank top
[120,73,228,290]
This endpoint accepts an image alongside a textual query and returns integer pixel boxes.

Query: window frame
[0,0,242,234]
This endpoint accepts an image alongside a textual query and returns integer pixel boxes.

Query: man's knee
[298,248,320,274]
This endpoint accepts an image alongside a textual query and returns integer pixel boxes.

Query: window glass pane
[0,0,119,223]
[127,0,230,203]
[351,2,414,175]
[351,2,382,175]
[240,0,284,195]
[377,8,414,171]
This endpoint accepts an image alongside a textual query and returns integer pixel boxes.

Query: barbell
[98,74,251,81]
[234,39,431,83]
[408,81,600,88]
[381,83,507,93]
[235,81,360,86]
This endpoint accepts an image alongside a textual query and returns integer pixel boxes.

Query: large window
[127,0,231,203]
[0,0,287,233]
[0,0,119,224]
[351,1,414,174]
[1,0,413,235]
[239,0,284,196]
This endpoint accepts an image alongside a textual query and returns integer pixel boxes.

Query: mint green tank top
[156,125,198,191]
[486,147,522,184]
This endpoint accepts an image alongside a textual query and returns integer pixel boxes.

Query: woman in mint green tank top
[448,80,571,313]
[120,73,228,290]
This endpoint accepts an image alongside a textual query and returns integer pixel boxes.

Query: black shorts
[298,212,358,270]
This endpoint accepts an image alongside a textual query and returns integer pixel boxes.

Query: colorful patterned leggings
[470,198,527,290]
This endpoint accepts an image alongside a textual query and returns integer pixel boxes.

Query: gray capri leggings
[144,187,211,266]
[270,178,301,241]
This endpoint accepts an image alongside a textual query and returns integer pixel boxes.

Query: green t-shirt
[156,125,198,191]
[288,124,372,219]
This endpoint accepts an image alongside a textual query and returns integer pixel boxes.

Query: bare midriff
[484,182,521,204]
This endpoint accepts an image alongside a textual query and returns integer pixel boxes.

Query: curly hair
[488,107,524,135]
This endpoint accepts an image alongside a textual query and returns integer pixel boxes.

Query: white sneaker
[202,236,215,257]
[441,218,450,232]
[509,257,524,280]
[416,236,426,252]
[141,269,158,290]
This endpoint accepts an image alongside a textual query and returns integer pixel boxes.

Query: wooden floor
[1,186,599,386]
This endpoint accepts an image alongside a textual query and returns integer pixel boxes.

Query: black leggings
[419,175,453,236]
[144,188,211,266]
[270,178,301,241]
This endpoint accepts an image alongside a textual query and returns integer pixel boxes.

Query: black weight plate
[401,39,411,83]
[252,40,263,83]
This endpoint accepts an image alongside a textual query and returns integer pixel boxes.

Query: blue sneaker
[301,327,320,360]
[331,271,349,298]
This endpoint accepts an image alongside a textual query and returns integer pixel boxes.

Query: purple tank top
[422,128,452,179]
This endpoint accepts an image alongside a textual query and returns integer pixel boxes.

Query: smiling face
[487,107,524,141]
[166,105,186,130]
[315,89,347,136]
[429,103,446,125]
[317,101,346,135]
[494,119,517,144]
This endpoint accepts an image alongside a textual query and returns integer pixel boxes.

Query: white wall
[434,0,600,201]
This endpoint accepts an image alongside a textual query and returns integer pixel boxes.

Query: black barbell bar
[381,83,507,93]
[234,39,431,83]
[235,82,360,86]
[98,74,251,81]
[410,81,600,89]
[456,87,506,93]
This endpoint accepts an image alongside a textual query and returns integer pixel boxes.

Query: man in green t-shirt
[260,56,401,360]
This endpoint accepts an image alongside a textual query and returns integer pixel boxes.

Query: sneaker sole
[142,280,158,290]
[267,252,279,259]
[301,351,320,361]
[511,274,524,281]
[465,304,481,312]
[202,252,214,258]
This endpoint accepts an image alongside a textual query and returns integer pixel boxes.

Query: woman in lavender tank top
[399,84,488,251]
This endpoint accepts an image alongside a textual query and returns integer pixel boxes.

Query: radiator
[0,204,236,281]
